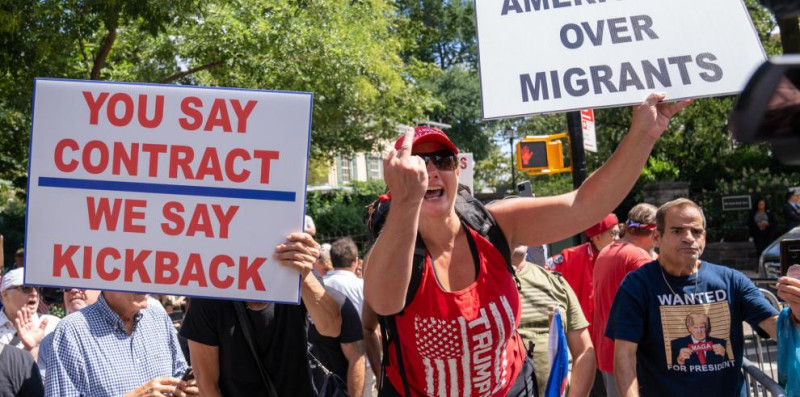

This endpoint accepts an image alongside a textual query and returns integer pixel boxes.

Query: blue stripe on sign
[38,177,296,202]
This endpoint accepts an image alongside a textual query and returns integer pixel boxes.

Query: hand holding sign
[274,232,320,280]
[630,93,692,140]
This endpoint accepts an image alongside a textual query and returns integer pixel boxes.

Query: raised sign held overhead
[475,0,765,119]
[26,79,313,304]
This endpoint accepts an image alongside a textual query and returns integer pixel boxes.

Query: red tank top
[385,226,525,397]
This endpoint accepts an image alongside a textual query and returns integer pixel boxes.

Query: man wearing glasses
[37,287,101,380]
[0,268,60,361]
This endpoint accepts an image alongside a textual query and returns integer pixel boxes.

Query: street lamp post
[503,126,519,192]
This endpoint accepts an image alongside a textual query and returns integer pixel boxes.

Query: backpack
[366,186,524,396]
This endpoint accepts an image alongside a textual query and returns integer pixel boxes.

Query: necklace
[660,263,700,296]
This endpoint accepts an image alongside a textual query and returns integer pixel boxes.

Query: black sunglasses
[418,151,458,171]
[8,285,37,294]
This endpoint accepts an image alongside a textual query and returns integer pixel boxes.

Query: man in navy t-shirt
[606,198,779,397]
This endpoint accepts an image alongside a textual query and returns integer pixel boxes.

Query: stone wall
[643,181,691,206]
[701,241,758,272]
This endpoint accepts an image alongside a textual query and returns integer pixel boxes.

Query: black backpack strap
[234,302,278,397]
[455,189,521,290]
[403,234,427,310]
[378,314,412,397]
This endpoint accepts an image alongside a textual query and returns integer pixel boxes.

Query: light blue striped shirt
[45,294,187,397]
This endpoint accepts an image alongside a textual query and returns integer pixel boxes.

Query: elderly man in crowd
[0,268,60,361]
[45,291,196,397]
[38,288,101,380]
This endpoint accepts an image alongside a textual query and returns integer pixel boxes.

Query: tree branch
[160,60,225,83]
[90,27,117,80]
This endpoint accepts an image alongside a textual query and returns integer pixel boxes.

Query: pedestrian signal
[516,133,572,175]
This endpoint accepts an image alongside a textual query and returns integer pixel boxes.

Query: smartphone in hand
[181,367,194,382]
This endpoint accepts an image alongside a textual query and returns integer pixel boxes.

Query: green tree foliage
[0,0,435,193]
[394,0,477,69]
[420,65,494,159]
[306,180,386,250]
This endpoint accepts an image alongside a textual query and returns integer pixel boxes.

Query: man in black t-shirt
[309,290,365,397]
[0,342,44,396]
[179,233,342,397]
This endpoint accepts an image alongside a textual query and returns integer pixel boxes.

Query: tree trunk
[90,27,117,80]
[160,60,225,83]
[778,17,800,54]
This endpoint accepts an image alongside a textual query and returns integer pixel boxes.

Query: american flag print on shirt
[412,294,518,397]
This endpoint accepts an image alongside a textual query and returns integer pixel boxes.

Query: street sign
[475,0,765,118]
[581,109,597,153]
[516,133,571,175]
[26,79,313,303]
[458,152,475,194]
[722,195,752,211]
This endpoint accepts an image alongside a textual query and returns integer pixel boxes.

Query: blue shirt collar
[95,293,144,333]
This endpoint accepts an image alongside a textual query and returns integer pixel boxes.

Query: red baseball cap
[585,213,619,238]
[394,126,459,155]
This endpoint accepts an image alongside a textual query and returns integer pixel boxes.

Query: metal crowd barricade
[743,358,787,397]
[741,288,787,397]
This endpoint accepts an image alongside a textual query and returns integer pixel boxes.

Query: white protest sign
[581,109,597,152]
[475,0,765,118]
[26,79,312,304]
[457,153,475,194]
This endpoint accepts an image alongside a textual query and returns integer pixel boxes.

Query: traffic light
[516,133,572,175]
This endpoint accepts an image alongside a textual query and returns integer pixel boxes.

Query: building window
[367,156,382,180]
[340,157,352,184]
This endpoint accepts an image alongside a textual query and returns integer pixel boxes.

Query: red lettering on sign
[210,255,235,288]
[141,143,167,177]
[107,93,134,127]
[87,197,122,231]
[225,149,251,183]
[230,99,257,133]
[53,244,80,278]
[178,97,258,133]
[96,247,121,281]
[205,99,232,132]
[83,140,109,174]
[155,250,180,284]
[137,94,164,129]
[51,244,268,291]
[238,256,266,291]
[55,139,79,172]
[122,199,147,233]
[179,97,203,130]
[580,109,594,122]
[83,91,110,125]
[124,249,152,283]
[253,150,279,184]
[168,145,195,179]
[180,253,209,287]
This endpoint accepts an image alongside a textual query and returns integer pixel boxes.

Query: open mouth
[424,186,444,200]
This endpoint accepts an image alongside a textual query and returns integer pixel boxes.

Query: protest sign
[457,153,475,194]
[475,0,765,118]
[25,79,312,303]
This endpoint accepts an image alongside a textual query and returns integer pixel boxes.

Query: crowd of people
[0,93,797,396]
